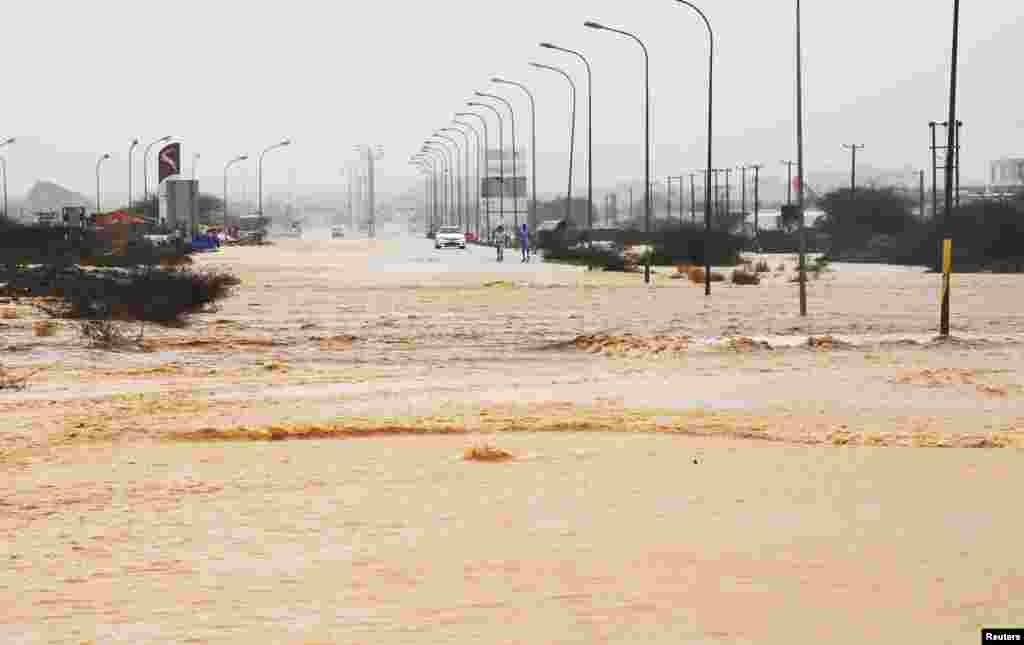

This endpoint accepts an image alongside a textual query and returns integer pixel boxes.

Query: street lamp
[426,144,452,228]
[584,20,652,283]
[143,135,172,203]
[670,0,715,295]
[223,154,248,228]
[475,91,519,233]
[433,132,464,228]
[456,116,487,237]
[539,42,593,234]
[128,139,139,208]
[529,62,576,226]
[450,120,483,237]
[96,153,112,215]
[456,112,490,236]
[467,101,505,237]
[426,141,455,226]
[441,126,473,233]
[0,137,14,220]
[258,139,292,225]
[491,77,538,233]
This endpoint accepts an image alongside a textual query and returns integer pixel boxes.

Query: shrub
[464,444,514,462]
[687,267,725,284]
[731,269,761,285]
[754,260,770,273]
[33,320,58,337]
[77,319,135,349]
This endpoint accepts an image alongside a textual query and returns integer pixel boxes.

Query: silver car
[434,226,467,250]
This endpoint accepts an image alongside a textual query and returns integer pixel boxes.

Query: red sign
[158,143,181,183]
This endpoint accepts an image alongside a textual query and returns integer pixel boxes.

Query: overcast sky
[3,0,1021,204]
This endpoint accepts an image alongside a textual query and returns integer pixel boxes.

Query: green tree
[816,186,915,255]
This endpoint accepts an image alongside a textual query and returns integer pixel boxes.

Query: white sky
[3,0,1022,203]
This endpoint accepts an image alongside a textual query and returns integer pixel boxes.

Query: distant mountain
[22,180,91,215]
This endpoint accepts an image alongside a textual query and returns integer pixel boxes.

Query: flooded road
[3,236,1024,643]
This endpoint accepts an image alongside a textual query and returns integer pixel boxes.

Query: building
[989,157,1024,189]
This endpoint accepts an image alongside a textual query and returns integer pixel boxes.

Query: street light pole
[491,78,538,233]
[468,101,504,239]
[434,132,464,228]
[223,154,248,228]
[456,112,490,236]
[428,141,457,226]
[583,20,652,283]
[476,92,519,233]
[671,0,715,295]
[540,43,593,234]
[689,172,697,224]
[95,153,111,215]
[143,135,172,204]
[452,120,483,238]
[529,62,576,227]
[258,139,292,227]
[842,144,865,194]
[0,137,14,220]
[128,139,139,209]
[442,126,473,233]
[796,0,808,317]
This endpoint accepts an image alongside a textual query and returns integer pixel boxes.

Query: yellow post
[940,239,952,337]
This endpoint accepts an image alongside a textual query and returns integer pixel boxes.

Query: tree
[816,186,915,255]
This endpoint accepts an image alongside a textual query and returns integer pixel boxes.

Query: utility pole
[751,164,763,239]
[919,169,926,219]
[724,168,732,218]
[842,144,865,193]
[940,0,961,338]
[739,165,747,219]
[781,160,795,205]
[666,176,672,222]
[929,122,938,218]
[689,172,697,224]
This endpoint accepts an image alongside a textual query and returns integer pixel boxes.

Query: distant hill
[22,180,91,215]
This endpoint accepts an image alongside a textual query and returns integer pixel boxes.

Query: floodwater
[2,236,1024,643]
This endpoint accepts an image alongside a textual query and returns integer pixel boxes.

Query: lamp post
[475,91,519,233]
[0,137,14,220]
[258,139,292,226]
[529,62,576,227]
[143,135,172,203]
[670,0,715,294]
[491,77,538,233]
[750,164,763,240]
[584,20,652,283]
[223,154,248,228]
[427,141,456,226]
[540,42,593,234]
[433,132,464,228]
[95,153,112,215]
[192,152,201,181]
[467,101,504,238]
[127,139,139,208]
[451,120,483,238]
[796,0,808,317]
[689,172,698,224]
[442,126,473,232]
[456,112,490,236]
[422,146,446,228]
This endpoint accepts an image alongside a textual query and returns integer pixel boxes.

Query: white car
[434,226,467,250]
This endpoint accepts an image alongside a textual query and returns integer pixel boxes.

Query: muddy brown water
[2,238,1023,643]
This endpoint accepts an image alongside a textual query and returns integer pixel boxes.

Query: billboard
[162,179,199,239]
